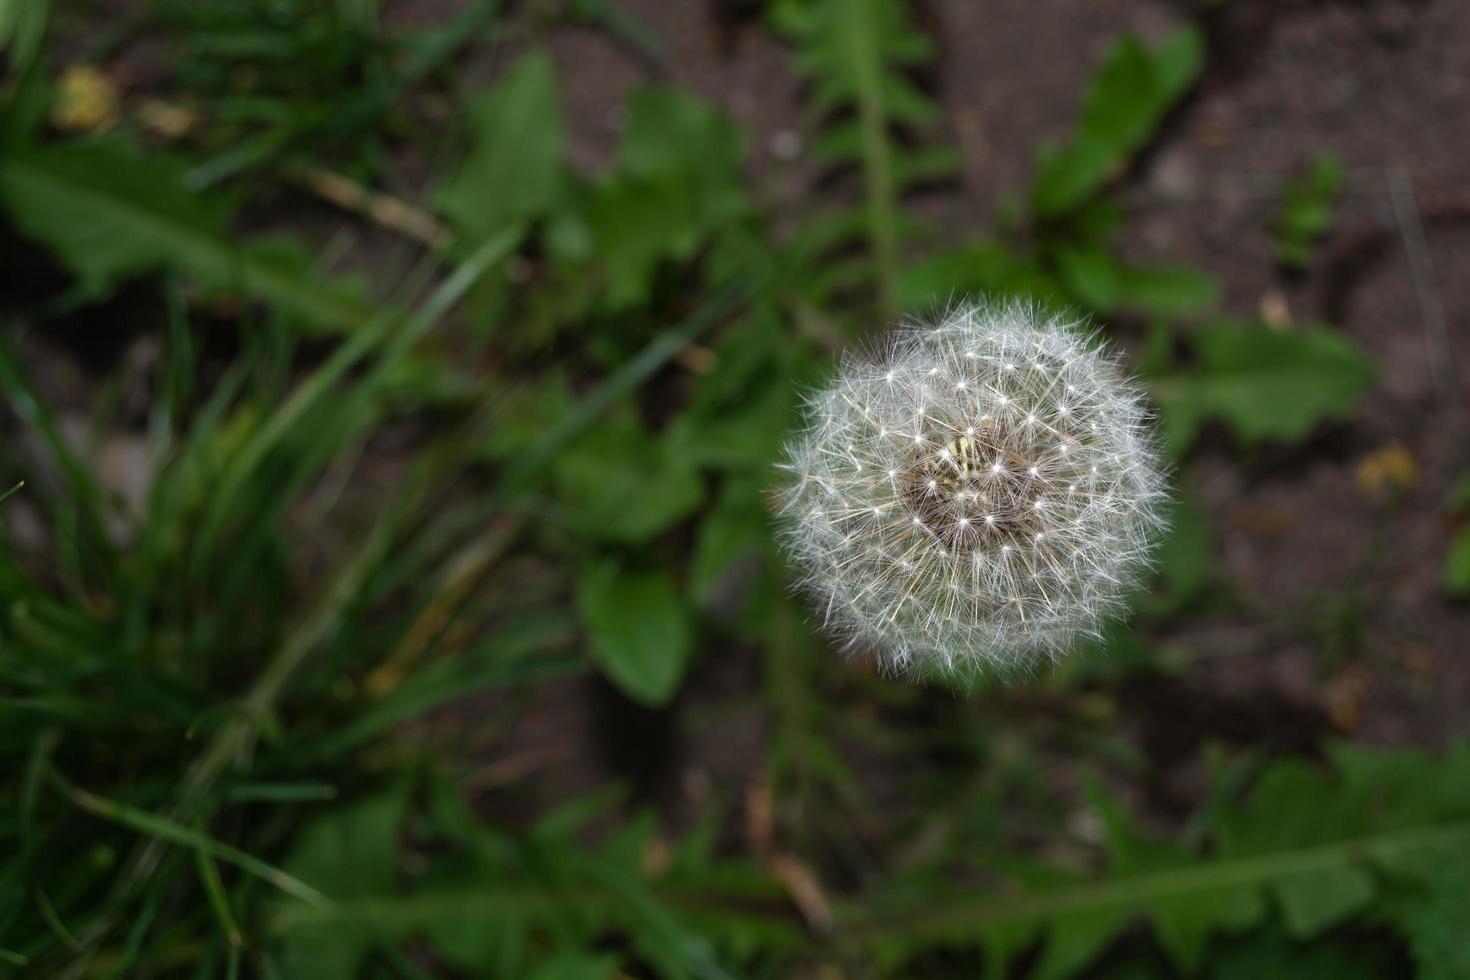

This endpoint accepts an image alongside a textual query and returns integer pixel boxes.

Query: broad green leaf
[1149,322,1376,453]
[1055,245,1122,312]
[1393,852,1470,980]
[690,477,770,614]
[551,410,704,544]
[1031,905,1132,980]
[1033,28,1204,216]
[1116,264,1220,317]
[1150,882,1263,972]
[275,788,409,980]
[436,50,565,244]
[570,86,746,311]
[0,0,49,77]
[1139,494,1213,618]
[0,138,234,293]
[0,138,375,332]
[577,563,692,706]
[897,242,1058,312]
[1272,864,1374,938]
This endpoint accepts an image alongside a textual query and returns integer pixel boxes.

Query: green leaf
[897,242,1055,312]
[1445,528,1470,599]
[436,51,565,244]
[0,138,375,332]
[526,951,622,980]
[690,477,770,615]
[1055,245,1122,312]
[0,0,49,77]
[1273,155,1342,269]
[0,138,234,294]
[275,789,409,980]
[1116,264,1220,317]
[552,410,704,544]
[1139,494,1214,618]
[1149,322,1376,453]
[570,86,746,312]
[1393,852,1470,980]
[844,746,1470,979]
[577,562,692,706]
[1031,905,1132,980]
[1033,28,1204,216]
[1272,864,1374,938]
[778,0,954,311]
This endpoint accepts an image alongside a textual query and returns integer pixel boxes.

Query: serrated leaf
[1151,882,1264,972]
[845,746,1470,979]
[577,563,692,706]
[780,0,953,309]
[436,50,565,244]
[1031,905,1132,980]
[0,138,375,332]
[275,788,409,980]
[1393,851,1470,980]
[1272,864,1374,938]
[1033,27,1203,216]
[572,86,746,311]
[1149,322,1376,453]
[552,410,704,544]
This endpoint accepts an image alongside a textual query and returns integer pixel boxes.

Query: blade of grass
[195,850,244,948]
[50,772,331,908]
[36,888,80,951]
[497,274,758,498]
[193,225,520,575]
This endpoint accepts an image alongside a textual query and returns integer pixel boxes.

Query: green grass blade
[52,773,332,909]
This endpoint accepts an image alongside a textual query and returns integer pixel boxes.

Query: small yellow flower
[52,65,121,133]
[1355,444,1418,497]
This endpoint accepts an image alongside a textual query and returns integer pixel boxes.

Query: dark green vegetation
[1,1,1466,978]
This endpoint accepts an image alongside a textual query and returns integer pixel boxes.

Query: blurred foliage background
[2,0,1469,977]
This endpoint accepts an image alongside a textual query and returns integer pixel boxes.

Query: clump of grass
[0,239,530,972]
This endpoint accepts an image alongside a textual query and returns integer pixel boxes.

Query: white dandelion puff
[774,299,1169,677]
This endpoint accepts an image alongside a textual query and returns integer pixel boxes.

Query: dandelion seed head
[775,299,1168,678]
